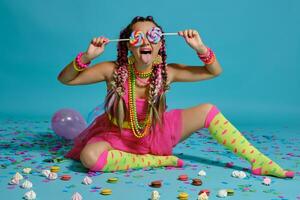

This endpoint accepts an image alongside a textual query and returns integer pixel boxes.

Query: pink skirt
[65,109,183,160]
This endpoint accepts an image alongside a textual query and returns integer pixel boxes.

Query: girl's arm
[168,29,223,83]
[167,55,222,83]
[57,36,113,85]
[57,59,115,85]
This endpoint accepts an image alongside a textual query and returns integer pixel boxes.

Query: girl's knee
[201,103,215,110]
[198,103,215,115]
[80,142,112,169]
[80,150,97,169]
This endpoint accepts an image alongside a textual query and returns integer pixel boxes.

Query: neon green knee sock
[204,106,294,178]
[91,149,184,172]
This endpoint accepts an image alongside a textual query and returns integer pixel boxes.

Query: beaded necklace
[128,63,152,138]
[133,66,152,78]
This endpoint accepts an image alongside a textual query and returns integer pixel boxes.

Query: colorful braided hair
[105,16,169,131]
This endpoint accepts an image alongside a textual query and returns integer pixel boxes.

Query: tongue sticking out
[141,53,152,64]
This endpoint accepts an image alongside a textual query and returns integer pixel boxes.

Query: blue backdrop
[1,0,299,127]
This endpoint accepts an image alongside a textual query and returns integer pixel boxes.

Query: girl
[58,16,294,178]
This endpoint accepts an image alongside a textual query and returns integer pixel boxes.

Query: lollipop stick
[109,38,130,42]
[162,32,178,36]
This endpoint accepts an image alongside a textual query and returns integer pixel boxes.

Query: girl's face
[128,21,162,67]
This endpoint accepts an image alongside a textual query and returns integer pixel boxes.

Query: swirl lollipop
[129,31,145,46]
[109,29,178,46]
[147,27,162,44]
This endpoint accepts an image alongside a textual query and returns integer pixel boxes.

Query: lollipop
[129,31,145,46]
[146,27,178,43]
[109,28,178,46]
[147,27,162,44]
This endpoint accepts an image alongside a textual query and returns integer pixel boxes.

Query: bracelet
[197,47,216,65]
[73,60,85,72]
[75,52,91,69]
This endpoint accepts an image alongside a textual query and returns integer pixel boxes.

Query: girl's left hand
[178,29,207,53]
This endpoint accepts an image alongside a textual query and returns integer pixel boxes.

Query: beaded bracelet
[73,60,85,72]
[75,52,91,69]
[197,47,216,65]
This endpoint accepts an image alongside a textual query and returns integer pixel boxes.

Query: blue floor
[0,119,299,199]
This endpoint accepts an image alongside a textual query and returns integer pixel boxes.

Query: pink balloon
[51,109,87,140]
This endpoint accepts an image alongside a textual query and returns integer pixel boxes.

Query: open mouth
[139,48,153,63]
[140,49,152,54]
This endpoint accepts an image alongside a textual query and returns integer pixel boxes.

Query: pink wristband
[75,52,91,69]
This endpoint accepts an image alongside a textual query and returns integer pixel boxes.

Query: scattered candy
[50,166,60,173]
[150,180,162,188]
[198,170,207,176]
[71,192,82,200]
[82,176,93,185]
[9,177,20,185]
[198,192,209,200]
[231,170,240,177]
[41,169,51,177]
[238,171,247,179]
[192,178,203,186]
[23,168,32,174]
[107,177,118,183]
[231,170,247,179]
[226,189,234,196]
[199,189,210,196]
[24,190,36,200]
[60,174,71,181]
[178,174,189,181]
[217,189,227,198]
[100,188,112,195]
[151,190,160,200]
[13,172,24,180]
[21,180,33,189]
[1,118,298,200]
[262,177,271,186]
[47,172,58,180]
[178,192,189,200]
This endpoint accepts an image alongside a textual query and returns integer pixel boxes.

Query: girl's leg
[80,141,183,172]
[80,141,113,170]
[180,103,294,178]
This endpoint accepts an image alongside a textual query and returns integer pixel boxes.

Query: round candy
[147,27,162,44]
[107,177,118,183]
[178,174,188,181]
[226,189,234,196]
[60,174,71,181]
[192,178,202,186]
[100,188,112,195]
[178,192,189,200]
[150,180,162,188]
[129,31,144,46]
[50,166,60,173]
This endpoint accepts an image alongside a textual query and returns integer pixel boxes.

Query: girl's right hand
[85,36,110,61]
